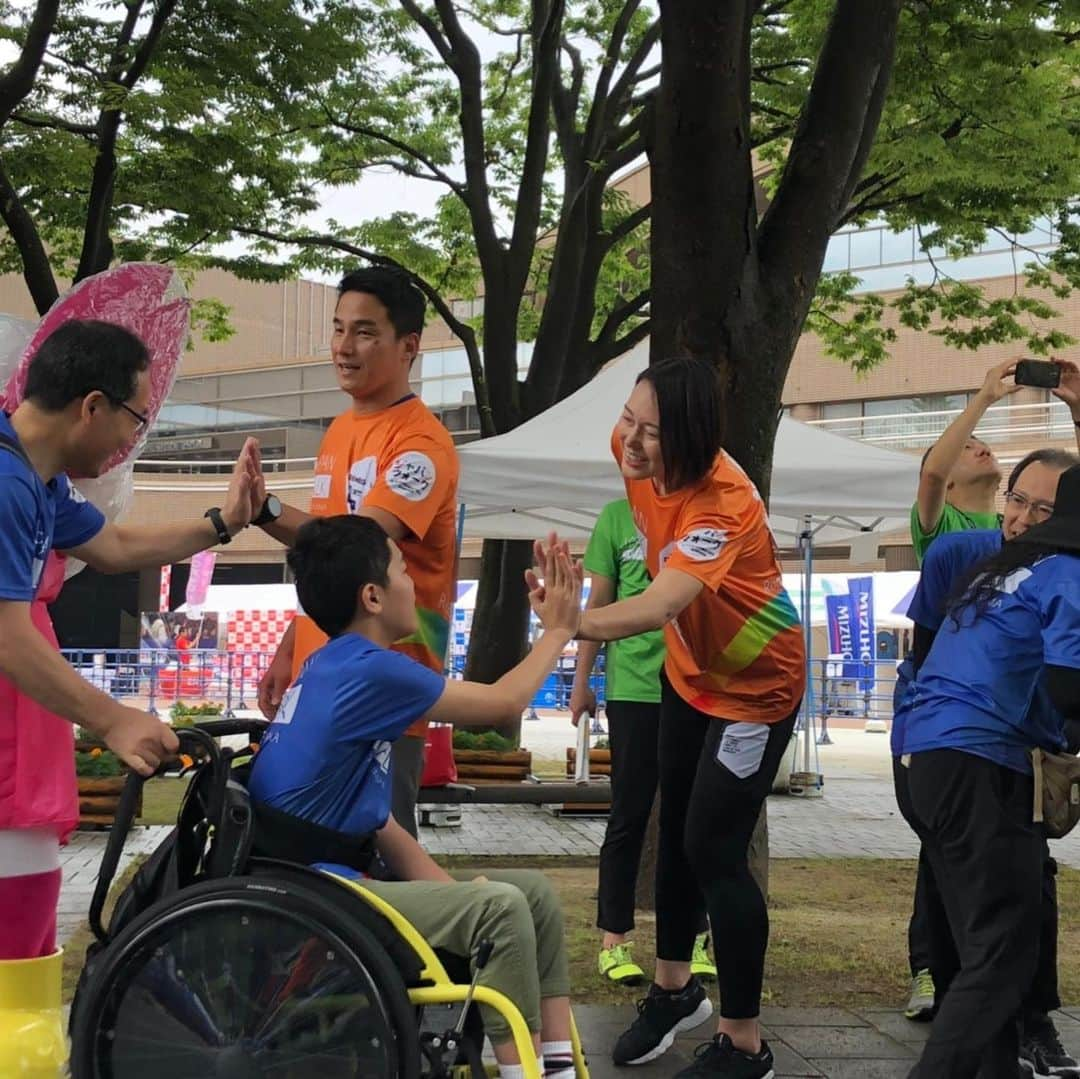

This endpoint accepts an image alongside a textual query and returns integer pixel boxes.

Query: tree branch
[406,0,500,269]
[600,201,650,255]
[325,115,465,196]
[584,0,641,151]
[233,225,496,438]
[10,110,96,137]
[398,0,456,67]
[0,158,58,313]
[77,0,180,281]
[594,315,650,367]
[0,0,59,124]
[758,0,902,286]
[553,37,585,163]
[593,288,649,353]
[603,18,660,130]
[506,0,565,285]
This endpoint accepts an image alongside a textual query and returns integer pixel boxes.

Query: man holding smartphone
[911,357,1080,567]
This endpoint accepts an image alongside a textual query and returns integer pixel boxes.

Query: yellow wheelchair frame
[348,877,591,1079]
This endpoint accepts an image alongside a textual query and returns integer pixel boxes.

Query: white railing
[806,400,1074,452]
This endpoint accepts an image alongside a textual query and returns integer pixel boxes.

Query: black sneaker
[674,1034,776,1078]
[612,977,714,1066]
[1023,1013,1080,1078]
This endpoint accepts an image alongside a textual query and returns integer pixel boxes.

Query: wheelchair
[69,721,590,1079]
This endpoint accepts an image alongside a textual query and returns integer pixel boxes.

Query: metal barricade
[61,647,276,717]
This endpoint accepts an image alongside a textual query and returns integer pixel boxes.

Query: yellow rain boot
[0,949,69,1077]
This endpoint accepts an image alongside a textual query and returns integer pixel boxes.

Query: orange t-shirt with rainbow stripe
[614,430,805,722]
[292,396,459,735]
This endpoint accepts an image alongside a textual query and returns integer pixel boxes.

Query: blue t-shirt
[0,412,105,600]
[892,530,1003,754]
[906,529,1002,632]
[898,554,1080,773]
[248,633,444,836]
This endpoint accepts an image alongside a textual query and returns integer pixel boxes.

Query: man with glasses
[902,358,1080,1023]
[0,319,259,972]
[899,447,1080,1077]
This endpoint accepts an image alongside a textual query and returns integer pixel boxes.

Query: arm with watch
[62,437,262,573]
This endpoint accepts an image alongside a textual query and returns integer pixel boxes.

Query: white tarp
[458,341,920,548]
[178,583,297,613]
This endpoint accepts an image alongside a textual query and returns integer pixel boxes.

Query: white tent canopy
[458,341,920,548]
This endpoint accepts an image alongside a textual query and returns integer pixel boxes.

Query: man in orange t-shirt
[252,266,459,837]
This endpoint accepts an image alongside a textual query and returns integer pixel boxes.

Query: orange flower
[90,747,103,758]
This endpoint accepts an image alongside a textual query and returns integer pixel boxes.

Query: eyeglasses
[105,395,149,435]
[1004,490,1054,522]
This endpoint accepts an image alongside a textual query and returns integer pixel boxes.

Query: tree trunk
[634,798,769,913]
[462,538,534,745]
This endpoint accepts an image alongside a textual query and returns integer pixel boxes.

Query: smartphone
[1014,358,1061,389]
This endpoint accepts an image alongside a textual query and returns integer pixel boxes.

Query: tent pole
[800,514,816,774]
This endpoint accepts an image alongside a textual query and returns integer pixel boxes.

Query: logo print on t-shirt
[346,456,378,513]
[386,451,436,502]
[677,528,727,562]
[312,474,331,499]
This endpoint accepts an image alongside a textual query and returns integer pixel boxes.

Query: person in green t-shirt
[910,359,1018,565]
[569,498,714,987]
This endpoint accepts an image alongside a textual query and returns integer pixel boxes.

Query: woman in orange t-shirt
[534,357,805,1079]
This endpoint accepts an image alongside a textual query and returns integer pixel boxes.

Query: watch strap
[204,507,232,545]
[252,494,279,527]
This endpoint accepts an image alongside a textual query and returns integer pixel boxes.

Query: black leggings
[655,674,798,1019]
[597,699,707,937]
[597,699,661,935]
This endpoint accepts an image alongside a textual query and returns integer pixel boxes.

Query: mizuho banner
[826,577,876,690]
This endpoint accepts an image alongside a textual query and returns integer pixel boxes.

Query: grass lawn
[61,853,1080,1008]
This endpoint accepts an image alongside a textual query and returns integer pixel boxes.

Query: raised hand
[976,358,1021,404]
[528,543,582,635]
[1051,358,1080,420]
[222,437,260,534]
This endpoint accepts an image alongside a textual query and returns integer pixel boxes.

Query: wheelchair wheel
[70,876,421,1079]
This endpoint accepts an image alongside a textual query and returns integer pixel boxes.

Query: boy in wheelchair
[247,514,583,1079]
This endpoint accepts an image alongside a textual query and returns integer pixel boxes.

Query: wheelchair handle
[88,727,220,944]
[179,717,269,741]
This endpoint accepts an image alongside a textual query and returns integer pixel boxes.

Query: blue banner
[825,594,858,677]
[848,575,876,691]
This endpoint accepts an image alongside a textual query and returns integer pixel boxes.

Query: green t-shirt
[909,502,1002,565]
[584,499,665,703]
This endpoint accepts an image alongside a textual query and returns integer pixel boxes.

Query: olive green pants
[364,868,570,1041]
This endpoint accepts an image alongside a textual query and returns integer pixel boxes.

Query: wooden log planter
[76,741,141,827]
[564,748,612,814]
[452,749,532,784]
[565,747,612,778]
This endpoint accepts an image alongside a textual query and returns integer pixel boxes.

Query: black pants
[597,699,661,935]
[897,760,1060,1016]
[656,674,798,1019]
[901,750,1042,1079]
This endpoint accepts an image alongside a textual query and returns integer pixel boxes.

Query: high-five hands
[525,531,583,636]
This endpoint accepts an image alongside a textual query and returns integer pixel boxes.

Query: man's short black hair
[635,357,723,491]
[338,266,426,338]
[23,320,149,412]
[1007,448,1079,491]
[288,515,391,638]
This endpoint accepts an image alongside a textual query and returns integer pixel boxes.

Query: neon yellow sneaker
[904,968,936,1021]
[599,941,645,986]
[690,932,717,982]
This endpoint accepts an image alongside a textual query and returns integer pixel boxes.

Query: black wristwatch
[252,493,283,528]
[204,507,232,545]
